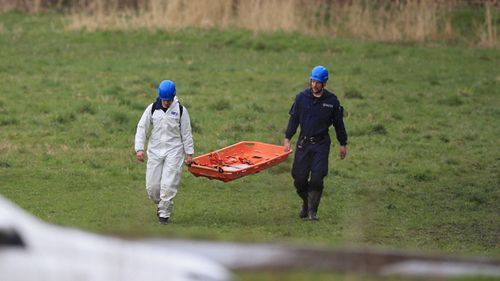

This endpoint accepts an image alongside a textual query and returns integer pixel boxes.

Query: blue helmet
[309,66,329,83]
[158,80,176,100]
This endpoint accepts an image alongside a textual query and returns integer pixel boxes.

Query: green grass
[0,12,499,281]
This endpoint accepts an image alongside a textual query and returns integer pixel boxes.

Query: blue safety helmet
[309,66,329,83]
[158,80,176,101]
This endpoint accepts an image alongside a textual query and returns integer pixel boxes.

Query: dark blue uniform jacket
[285,88,348,146]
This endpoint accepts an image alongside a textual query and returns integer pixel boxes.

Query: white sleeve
[180,106,195,155]
[134,104,153,152]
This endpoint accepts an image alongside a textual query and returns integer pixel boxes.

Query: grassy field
[0,12,499,281]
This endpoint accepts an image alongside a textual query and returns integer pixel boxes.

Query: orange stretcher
[188,141,292,182]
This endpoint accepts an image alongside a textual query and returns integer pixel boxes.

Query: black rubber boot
[298,191,308,218]
[158,216,169,225]
[299,201,308,218]
[307,190,322,221]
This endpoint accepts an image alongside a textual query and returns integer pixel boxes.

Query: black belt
[300,134,327,144]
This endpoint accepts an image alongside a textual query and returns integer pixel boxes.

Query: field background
[0,1,499,281]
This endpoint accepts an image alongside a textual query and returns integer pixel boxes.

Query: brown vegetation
[1,0,498,47]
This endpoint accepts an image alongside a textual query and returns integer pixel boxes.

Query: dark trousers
[291,138,330,213]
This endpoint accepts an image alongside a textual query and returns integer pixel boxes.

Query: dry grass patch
[64,0,457,41]
[66,0,236,31]
[335,1,452,42]
[0,141,19,154]
[0,0,485,46]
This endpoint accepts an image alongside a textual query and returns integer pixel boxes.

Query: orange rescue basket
[188,141,292,182]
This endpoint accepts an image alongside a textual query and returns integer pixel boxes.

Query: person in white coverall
[134,80,194,224]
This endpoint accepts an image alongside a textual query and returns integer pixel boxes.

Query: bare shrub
[477,0,499,47]
[0,0,62,12]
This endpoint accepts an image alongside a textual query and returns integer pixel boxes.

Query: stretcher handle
[189,162,225,173]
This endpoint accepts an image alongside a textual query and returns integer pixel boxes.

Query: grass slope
[0,12,499,281]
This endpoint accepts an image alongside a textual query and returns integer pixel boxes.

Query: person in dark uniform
[284,66,348,220]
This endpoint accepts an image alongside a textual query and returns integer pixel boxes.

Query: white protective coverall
[134,96,194,218]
